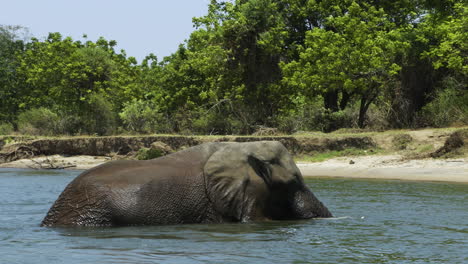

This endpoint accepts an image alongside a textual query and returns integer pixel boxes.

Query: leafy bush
[47,94,118,136]
[136,147,163,160]
[392,134,413,150]
[314,109,352,132]
[277,104,353,133]
[364,103,391,130]
[165,103,247,135]
[55,114,85,135]
[192,109,244,135]
[82,93,117,135]
[275,98,320,133]
[17,108,60,135]
[119,99,172,134]
[15,94,117,136]
[0,122,14,135]
[420,78,468,127]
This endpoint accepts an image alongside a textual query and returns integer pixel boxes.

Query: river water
[1,168,467,264]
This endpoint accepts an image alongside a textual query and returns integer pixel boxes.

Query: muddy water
[1,168,467,263]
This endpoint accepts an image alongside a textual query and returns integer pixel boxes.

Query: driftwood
[252,126,280,136]
[0,143,77,169]
[0,145,36,163]
[28,156,77,170]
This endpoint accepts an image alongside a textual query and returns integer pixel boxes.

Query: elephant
[41,141,332,227]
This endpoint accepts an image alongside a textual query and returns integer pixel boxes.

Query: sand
[1,154,467,183]
[0,155,110,170]
[298,155,468,183]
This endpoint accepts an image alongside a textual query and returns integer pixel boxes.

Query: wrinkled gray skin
[41,141,332,227]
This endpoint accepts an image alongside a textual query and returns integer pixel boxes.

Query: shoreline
[1,154,467,183]
[298,155,468,183]
[0,155,110,170]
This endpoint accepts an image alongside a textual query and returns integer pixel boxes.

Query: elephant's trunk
[292,188,332,218]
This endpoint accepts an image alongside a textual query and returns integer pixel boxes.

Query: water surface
[1,169,467,263]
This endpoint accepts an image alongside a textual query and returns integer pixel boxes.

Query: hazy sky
[0,0,210,62]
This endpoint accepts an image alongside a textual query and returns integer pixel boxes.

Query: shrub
[17,107,59,135]
[430,129,467,158]
[314,109,352,132]
[119,99,172,134]
[420,77,468,127]
[192,109,244,135]
[364,103,391,131]
[136,147,163,160]
[0,122,14,135]
[55,114,85,135]
[167,103,247,135]
[276,100,320,134]
[83,93,117,135]
[392,134,413,150]
[277,105,353,133]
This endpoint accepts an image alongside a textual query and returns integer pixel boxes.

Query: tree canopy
[0,0,466,135]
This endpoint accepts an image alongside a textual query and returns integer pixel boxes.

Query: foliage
[15,33,137,112]
[192,107,245,135]
[81,93,117,135]
[420,78,468,127]
[0,25,26,124]
[421,3,467,75]
[1,1,467,135]
[296,148,381,163]
[17,108,60,136]
[16,95,117,136]
[281,1,407,128]
[136,147,163,160]
[386,0,466,127]
[54,114,85,136]
[277,106,352,133]
[3,33,140,135]
[392,134,413,150]
[119,99,172,134]
[0,122,14,135]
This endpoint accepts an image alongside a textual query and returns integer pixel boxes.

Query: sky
[0,0,211,62]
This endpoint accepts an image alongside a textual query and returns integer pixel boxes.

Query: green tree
[386,0,466,127]
[0,25,26,125]
[282,1,406,127]
[15,33,139,134]
[3,0,466,135]
[183,0,299,130]
[421,3,467,76]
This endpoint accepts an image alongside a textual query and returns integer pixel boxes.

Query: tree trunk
[389,59,440,127]
[340,90,351,110]
[324,90,339,112]
[358,91,377,128]
[358,96,367,128]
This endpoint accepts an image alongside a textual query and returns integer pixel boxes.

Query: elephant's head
[204,141,332,222]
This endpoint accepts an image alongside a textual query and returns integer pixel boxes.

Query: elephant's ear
[247,155,273,187]
[204,146,269,222]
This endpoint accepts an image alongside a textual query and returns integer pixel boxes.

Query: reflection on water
[1,168,467,264]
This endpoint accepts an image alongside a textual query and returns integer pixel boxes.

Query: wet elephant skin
[41,141,332,227]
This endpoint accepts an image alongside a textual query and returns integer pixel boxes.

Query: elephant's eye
[269,158,280,165]
[293,173,300,179]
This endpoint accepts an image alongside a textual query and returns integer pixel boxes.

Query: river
[1,168,467,263]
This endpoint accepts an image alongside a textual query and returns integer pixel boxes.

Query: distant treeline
[1,0,466,136]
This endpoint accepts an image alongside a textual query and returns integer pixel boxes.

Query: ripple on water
[1,170,468,264]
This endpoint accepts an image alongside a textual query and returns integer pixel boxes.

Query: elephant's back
[74,141,228,183]
[40,161,156,226]
[42,150,215,226]
[41,174,113,226]
[41,142,232,226]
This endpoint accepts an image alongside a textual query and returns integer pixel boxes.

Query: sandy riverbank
[1,154,467,183]
[0,155,110,170]
[298,155,468,183]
